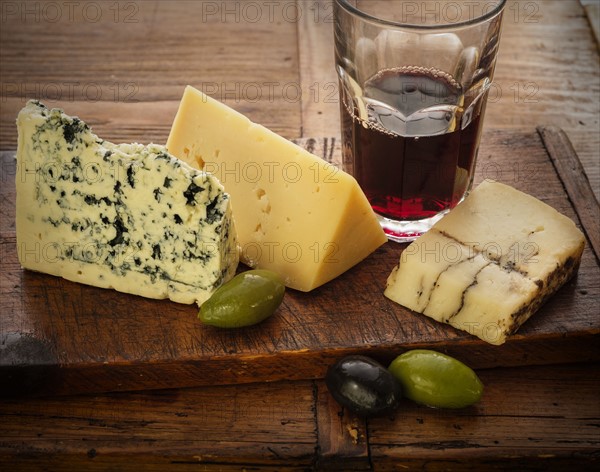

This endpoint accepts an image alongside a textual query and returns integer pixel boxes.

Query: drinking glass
[334,0,506,241]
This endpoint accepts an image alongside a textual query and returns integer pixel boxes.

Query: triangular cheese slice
[167,86,387,291]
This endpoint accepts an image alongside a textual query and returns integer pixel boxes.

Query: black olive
[325,355,402,417]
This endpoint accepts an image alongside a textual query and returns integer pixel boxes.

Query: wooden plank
[368,363,600,470]
[1,2,598,191]
[0,380,317,470]
[0,0,303,147]
[538,125,600,261]
[314,380,370,470]
[0,1,598,469]
[464,0,600,201]
[582,0,600,44]
[1,128,599,397]
[296,0,340,138]
[0,364,598,469]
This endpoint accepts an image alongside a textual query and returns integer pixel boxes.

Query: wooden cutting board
[1,127,599,397]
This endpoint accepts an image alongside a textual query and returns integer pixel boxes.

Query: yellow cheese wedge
[167,86,387,291]
[384,180,585,345]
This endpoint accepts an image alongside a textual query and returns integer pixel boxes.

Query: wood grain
[0,380,317,470]
[368,363,600,470]
[538,125,600,261]
[0,1,598,468]
[0,0,303,146]
[2,129,599,397]
[1,1,598,201]
[0,365,598,470]
[582,0,600,44]
[297,0,340,139]
[314,380,370,470]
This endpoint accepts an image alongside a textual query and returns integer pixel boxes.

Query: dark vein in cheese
[420,252,478,314]
[447,262,492,322]
[435,229,530,277]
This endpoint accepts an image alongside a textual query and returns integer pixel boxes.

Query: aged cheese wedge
[167,85,387,291]
[16,100,238,305]
[384,180,585,345]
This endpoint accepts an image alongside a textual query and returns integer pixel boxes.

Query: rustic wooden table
[1,1,599,470]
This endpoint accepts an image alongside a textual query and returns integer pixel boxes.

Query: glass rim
[334,0,507,30]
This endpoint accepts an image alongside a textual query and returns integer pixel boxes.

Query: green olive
[388,350,483,409]
[199,269,285,328]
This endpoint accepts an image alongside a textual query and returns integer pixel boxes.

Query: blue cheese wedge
[16,100,238,305]
[384,180,585,345]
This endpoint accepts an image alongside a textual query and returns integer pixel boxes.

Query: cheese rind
[384,180,585,345]
[166,86,387,291]
[16,100,238,305]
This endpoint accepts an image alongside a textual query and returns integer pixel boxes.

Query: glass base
[377,211,449,243]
